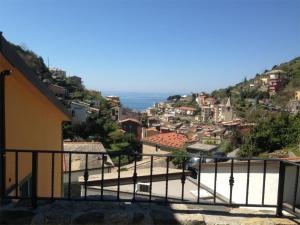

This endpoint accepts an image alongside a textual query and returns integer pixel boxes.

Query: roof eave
[0,33,71,120]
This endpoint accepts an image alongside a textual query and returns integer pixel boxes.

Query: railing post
[31,152,38,209]
[0,152,5,203]
[276,161,286,217]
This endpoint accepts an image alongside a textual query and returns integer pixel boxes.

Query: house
[148,116,160,128]
[50,68,66,80]
[119,118,142,141]
[111,106,122,121]
[213,104,225,123]
[142,127,160,139]
[70,101,89,124]
[48,84,67,99]
[0,33,71,198]
[260,76,269,86]
[142,132,188,155]
[69,76,83,87]
[201,106,213,122]
[187,143,218,155]
[63,142,114,184]
[106,96,121,109]
[295,91,300,101]
[176,106,196,116]
[265,70,287,95]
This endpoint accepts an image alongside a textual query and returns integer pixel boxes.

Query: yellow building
[0,33,70,199]
[295,91,300,101]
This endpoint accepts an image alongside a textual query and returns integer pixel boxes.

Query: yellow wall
[1,54,69,198]
[295,91,300,101]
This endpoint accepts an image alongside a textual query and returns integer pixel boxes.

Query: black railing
[0,149,299,218]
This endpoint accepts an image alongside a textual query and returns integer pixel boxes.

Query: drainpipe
[0,70,11,201]
[0,32,12,201]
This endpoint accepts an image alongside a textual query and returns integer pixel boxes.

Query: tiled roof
[119,118,141,125]
[177,106,196,111]
[63,142,114,172]
[142,132,188,149]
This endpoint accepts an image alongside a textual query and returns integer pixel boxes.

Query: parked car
[206,151,228,163]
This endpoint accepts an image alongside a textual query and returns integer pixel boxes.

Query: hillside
[212,57,300,108]
[10,42,141,157]
[271,57,300,106]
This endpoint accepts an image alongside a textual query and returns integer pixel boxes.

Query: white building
[70,102,89,124]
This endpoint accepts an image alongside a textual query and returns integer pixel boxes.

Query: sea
[102,91,177,112]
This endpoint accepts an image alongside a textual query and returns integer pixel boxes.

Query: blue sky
[1,0,300,93]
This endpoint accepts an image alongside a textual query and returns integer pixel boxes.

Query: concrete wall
[142,144,169,155]
[199,161,280,205]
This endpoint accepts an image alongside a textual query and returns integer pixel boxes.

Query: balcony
[0,149,300,223]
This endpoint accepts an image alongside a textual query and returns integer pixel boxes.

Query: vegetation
[170,150,189,167]
[12,42,141,154]
[167,95,181,101]
[239,112,300,157]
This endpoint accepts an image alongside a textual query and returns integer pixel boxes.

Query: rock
[0,209,35,225]
[131,211,145,224]
[175,213,206,225]
[72,211,105,225]
[150,208,180,225]
[240,218,297,225]
[107,211,130,225]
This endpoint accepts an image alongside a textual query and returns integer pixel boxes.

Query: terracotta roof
[177,106,196,111]
[119,118,141,125]
[142,132,188,149]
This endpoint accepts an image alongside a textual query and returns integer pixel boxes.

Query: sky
[1,0,300,93]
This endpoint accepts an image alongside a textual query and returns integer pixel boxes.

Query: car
[206,151,228,163]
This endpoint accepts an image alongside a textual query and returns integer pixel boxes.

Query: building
[0,33,71,198]
[48,84,67,99]
[260,76,269,86]
[142,127,160,139]
[295,91,300,101]
[187,143,218,155]
[213,104,225,123]
[142,132,188,155]
[50,68,66,80]
[224,97,234,122]
[69,76,83,87]
[201,106,213,122]
[63,142,114,182]
[70,102,89,124]
[266,70,287,95]
[176,106,196,116]
[111,106,122,121]
[119,118,142,141]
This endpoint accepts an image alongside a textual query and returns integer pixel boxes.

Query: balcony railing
[0,149,299,218]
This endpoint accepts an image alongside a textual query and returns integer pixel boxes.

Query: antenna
[47,57,50,69]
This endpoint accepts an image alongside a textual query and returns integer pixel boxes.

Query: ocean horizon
[102,91,183,111]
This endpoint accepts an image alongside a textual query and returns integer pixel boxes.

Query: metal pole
[276,161,286,217]
[0,70,11,203]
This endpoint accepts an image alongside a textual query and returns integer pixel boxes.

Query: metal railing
[0,149,299,218]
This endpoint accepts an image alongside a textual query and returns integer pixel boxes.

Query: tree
[170,150,189,168]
